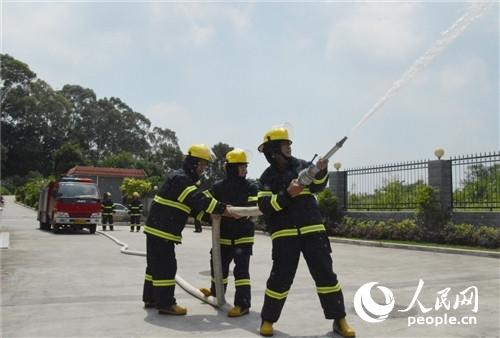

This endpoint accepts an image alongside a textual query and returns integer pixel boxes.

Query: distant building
[66,166,146,203]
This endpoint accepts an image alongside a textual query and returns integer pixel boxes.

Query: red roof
[67,166,146,178]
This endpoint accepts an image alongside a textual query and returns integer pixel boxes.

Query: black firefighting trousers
[208,245,252,309]
[142,235,178,309]
[261,232,346,323]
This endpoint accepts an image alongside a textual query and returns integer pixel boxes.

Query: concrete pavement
[1,195,499,338]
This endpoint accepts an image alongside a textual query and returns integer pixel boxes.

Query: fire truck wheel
[53,225,60,234]
[39,222,50,231]
[89,225,96,234]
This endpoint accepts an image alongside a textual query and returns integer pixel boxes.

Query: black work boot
[102,225,107,231]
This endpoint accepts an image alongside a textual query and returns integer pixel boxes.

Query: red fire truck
[37,176,101,234]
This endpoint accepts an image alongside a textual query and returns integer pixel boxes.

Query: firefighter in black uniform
[257,127,355,338]
[199,149,258,317]
[129,192,143,232]
[142,144,237,315]
[101,192,115,231]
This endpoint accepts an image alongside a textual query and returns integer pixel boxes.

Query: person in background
[128,192,143,232]
[101,192,115,231]
[193,219,203,233]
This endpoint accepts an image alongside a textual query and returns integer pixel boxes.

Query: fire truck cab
[38,176,101,234]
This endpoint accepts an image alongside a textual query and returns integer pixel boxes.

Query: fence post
[329,171,347,211]
[428,160,453,215]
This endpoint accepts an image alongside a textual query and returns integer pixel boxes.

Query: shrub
[443,223,476,246]
[476,226,500,248]
[317,189,342,233]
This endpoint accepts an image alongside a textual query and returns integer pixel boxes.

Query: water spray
[297,2,493,186]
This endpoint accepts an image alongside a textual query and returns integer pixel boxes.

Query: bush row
[328,217,499,249]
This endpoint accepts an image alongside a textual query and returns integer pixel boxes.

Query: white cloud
[326,4,422,61]
[146,102,193,135]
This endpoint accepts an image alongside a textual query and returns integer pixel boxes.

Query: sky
[2,1,499,179]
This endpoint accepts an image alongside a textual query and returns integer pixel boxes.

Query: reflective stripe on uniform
[206,198,217,213]
[152,279,176,287]
[178,185,197,203]
[219,238,232,245]
[145,274,152,282]
[203,190,215,199]
[154,195,191,214]
[257,191,272,198]
[196,211,204,222]
[299,224,326,235]
[265,288,289,300]
[247,196,258,202]
[235,279,251,287]
[313,174,328,185]
[144,225,182,243]
[298,188,312,196]
[234,236,254,245]
[316,282,341,294]
[270,194,282,211]
[271,228,298,240]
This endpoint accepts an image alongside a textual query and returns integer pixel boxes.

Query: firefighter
[129,192,143,232]
[142,144,237,316]
[199,149,258,317]
[256,126,355,337]
[101,192,115,231]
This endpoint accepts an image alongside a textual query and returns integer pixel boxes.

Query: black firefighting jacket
[128,199,143,216]
[145,168,226,243]
[101,199,115,216]
[257,157,329,240]
[207,176,258,248]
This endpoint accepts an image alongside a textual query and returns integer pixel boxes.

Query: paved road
[1,195,498,338]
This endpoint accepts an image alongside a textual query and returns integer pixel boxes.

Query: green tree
[120,178,152,199]
[147,127,183,172]
[54,143,87,175]
[100,152,137,168]
[203,142,233,187]
[454,163,500,209]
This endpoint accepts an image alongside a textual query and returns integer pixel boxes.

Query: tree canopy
[1,54,183,186]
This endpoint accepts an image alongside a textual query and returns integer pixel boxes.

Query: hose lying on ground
[98,206,261,310]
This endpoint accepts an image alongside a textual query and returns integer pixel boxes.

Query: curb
[329,237,500,259]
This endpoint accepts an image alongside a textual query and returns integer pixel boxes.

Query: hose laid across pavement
[98,206,261,311]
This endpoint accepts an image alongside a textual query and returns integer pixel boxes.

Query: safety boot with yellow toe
[228,305,249,317]
[333,317,355,337]
[199,288,212,297]
[158,304,187,316]
[260,320,274,337]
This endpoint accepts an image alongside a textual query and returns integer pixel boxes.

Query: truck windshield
[58,183,99,199]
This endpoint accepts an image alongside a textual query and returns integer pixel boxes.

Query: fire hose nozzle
[297,136,348,186]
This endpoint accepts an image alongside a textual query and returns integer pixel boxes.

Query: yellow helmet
[258,127,292,152]
[187,144,214,162]
[226,149,249,164]
[133,192,140,198]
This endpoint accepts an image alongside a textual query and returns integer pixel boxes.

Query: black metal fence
[345,151,500,211]
[347,160,428,210]
[451,152,500,211]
